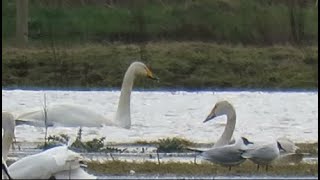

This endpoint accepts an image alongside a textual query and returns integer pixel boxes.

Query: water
[2,90,318,143]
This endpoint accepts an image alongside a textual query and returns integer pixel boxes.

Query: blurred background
[2,0,318,89]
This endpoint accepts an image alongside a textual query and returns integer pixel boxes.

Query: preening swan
[2,112,96,179]
[199,101,252,169]
[8,145,96,179]
[8,146,96,179]
[15,61,159,129]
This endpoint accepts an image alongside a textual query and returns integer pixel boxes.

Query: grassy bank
[87,160,318,176]
[2,42,318,89]
[2,0,318,45]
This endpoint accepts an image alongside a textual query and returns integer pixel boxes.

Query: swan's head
[130,61,159,81]
[203,100,234,123]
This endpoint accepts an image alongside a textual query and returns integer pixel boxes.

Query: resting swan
[198,101,252,170]
[15,61,158,129]
[2,112,96,179]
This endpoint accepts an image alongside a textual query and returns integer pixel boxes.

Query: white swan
[200,101,252,169]
[2,111,15,161]
[2,112,96,179]
[8,145,96,179]
[204,100,237,148]
[15,61,159,129]
[241,140,286,171]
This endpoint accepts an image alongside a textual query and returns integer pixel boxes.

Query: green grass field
[2,42,318,89]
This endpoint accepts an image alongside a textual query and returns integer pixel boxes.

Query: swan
[2,111,15,161]
[8,145,96,179]
[199,101,253,170]
[2,112,96,179]
[204,100,237,148]
[15,61,159,129]
[241,140,286,171]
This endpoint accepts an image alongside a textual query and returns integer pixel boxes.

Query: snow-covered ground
[2,90,318,143]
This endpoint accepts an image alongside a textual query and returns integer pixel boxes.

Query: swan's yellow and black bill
[146,67,160,81]
[203,112,216,123]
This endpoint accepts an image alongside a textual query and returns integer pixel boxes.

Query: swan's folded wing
[53,168,97,179]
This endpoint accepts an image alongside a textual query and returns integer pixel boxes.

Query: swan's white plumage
[2,112,96,179]
[15,61,158,129]
[8,146,86,179]
[2,111,15,161]
[16,104,112,127]
[200,101,249,167]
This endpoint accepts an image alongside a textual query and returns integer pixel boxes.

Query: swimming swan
[15,61,159,129]
[2,111,96,179]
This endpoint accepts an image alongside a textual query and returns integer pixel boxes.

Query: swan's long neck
[214,108,236,148]
[2,131,14,161]
[114,66,136,129]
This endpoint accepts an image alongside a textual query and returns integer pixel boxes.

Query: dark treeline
[2,0,318,45]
